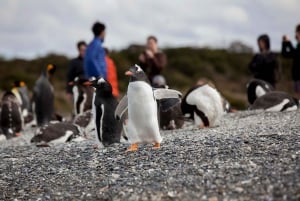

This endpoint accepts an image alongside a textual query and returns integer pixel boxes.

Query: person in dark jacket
[66,41,87,97]
[249,34,280,87]
[281,24,300,99]
[138,35,167,84]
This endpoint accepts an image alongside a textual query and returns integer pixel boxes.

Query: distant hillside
[0,47,294,115]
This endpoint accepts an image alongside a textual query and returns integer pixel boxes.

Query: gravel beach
[0,110,299,201]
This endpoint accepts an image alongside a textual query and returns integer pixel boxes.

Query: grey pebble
[0,110,299,200]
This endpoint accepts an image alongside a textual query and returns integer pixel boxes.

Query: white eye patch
[135,64,143,72]
[97,78,106,84]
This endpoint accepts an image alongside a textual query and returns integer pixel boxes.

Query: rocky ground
[0,110,299,201]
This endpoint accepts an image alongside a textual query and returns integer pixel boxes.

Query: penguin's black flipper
[114,95,128,120]
[153,88,182,100]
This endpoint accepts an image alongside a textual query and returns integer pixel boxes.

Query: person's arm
[66,60,75,94]
[281,41,295,58]
[248,54,260,74]
[91,45,106,79]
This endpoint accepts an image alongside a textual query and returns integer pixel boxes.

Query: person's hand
[139,54,145,62]
[145,49,154,58]
[282,35,290,42]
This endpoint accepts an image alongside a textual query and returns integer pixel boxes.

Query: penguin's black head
[125,64,150,83]
[87,77,112,95]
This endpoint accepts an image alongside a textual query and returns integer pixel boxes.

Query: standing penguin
[181,83,223,128]
[12,81,33,123]
[0,91,23,139]
[69,76,94,115]
[247,79,274,104]
[249,91,299,112]
[86,77,122,146]
[32,64,56,126]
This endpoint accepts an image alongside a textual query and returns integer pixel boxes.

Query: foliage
[0,47,294,114]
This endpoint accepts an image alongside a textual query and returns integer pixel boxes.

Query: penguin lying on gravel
[30,122,85,147]
[32,64,56,126]
[85,77,123,146]
[181,82,223,128]
[249,91,299,112]
[115,65,182,152]
[69,77,94,115]
[0,91,24,139]
[247,79,274,105]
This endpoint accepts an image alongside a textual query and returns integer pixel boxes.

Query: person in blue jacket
[84,21,107,79]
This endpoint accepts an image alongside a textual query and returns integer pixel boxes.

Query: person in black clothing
[66,41,87,98]
[281,24,300,99]
[138,35,167,84]
[248,34,280,87]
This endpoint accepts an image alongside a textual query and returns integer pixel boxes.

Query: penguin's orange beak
[83,81,92,86]
[125,71,133,76]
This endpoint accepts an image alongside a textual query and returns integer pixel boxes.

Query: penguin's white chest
[127,81,161,143]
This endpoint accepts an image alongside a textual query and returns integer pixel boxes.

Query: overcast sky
[0,0,299,59]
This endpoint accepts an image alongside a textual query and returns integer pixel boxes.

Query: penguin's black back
[0,92,23,138]
[94,88,122,146]
[247,79,274,104]
[33,74,54,126]
[250,91,298,111]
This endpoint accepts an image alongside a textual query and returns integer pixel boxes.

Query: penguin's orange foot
[199,125,208,129]
[153,142,160,150]
[15,133,22,137]
[126,143,138,152]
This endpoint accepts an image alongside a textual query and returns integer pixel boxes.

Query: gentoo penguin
[249,91,299,112]
[85,77,122,146]
[181,83,223,128]
[30,122,84,147]
[0,91,24,139]
[152,75,184,130]
[159,98,184,130]
[32,64,55,126]
[247,79,274,104]
[122,65,162,151]
[69,77,94,115]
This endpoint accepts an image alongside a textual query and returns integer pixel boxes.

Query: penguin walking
[115,65,182,152]
[30,122,84,147]
[249,91,299,112]
[181,83,223,128]
[32,64,55,126]
[247,79,274,104]
[69,77,94,115]
[85,77,122,146]
[0,91,24,139]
